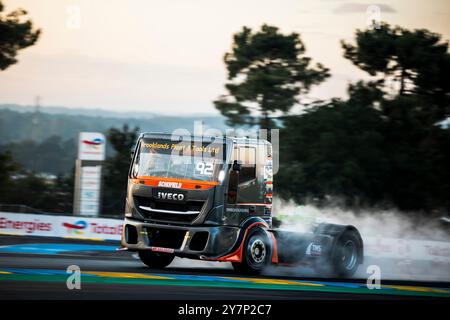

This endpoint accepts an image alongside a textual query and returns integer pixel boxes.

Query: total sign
[61,216,123,239]
[78,132,106,161]
[0,212,123,241]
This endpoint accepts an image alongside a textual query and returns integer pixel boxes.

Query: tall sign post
[73,132,105,217]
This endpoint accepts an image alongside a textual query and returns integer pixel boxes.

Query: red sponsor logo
[151,247,174,253]
[0,217,52,234]
[90,223,123,235]
[82,138,103,146]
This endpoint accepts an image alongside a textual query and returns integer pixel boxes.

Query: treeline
[216,23,450,214]
[0,151,74,213]
[0,136,77,175]
[275,24,450,212]
[0,108,227,144]
[277,83,450,212]
[0,125,138,216]
[0,109,227,175]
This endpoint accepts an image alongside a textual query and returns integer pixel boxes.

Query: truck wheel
[138,250,175,269]
[232,228,272,275]
[314,230,361,278]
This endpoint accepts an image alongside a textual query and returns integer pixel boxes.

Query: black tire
[232,228,272,275]
[314,230,361,278]
[138,250,175,269]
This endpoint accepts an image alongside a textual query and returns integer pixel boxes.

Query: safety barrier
[0,211,122,241]
[1,211,449,262]
[363,235,450,263]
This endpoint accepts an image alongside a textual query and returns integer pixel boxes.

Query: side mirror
[227,160,242,204]
[232,160,241,172]
[227,169,239,204]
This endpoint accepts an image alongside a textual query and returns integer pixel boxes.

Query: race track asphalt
[0,235,449,300]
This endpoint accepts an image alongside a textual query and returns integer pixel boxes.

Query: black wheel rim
[341,240,357,270]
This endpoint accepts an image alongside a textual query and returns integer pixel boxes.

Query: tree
[50,172,74,213]
[215,24,329,129]
[7,173,52,210]
[0,150,19,202]
[0,149,74,213]
[342,23,449,119]
[0,136,77,175]
[102,124,139,215]
[277,83,388,207]
[342,24,450,211]
[379,95,450,211]
[277,24,450,212]
[0,0,41,70]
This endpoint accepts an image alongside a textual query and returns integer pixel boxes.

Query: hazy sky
[0,0,449,115]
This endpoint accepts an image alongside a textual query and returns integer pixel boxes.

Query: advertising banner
[0,212,122,241]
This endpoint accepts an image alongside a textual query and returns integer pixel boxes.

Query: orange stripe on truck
[214,221,273,263]
[131,177,219,190]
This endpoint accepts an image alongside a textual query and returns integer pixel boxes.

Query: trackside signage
[78,132,106,161]
[0,212,122,241]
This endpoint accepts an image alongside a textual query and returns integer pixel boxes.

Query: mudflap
[272,230,333,264]
[272,223,364,269]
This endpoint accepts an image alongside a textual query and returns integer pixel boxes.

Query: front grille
[146,227,186,249]
[134,196,205,223]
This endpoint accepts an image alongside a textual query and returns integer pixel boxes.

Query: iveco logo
[157,192,185,201]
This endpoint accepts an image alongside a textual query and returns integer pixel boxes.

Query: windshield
[131,138,226,182]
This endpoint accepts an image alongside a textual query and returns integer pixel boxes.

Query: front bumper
[121,218,241,260]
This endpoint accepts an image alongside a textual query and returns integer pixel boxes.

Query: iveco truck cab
[121,132,363,276]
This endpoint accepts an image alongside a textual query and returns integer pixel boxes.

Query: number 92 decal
[195,161,213,176]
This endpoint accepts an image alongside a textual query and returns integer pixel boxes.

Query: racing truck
[121,133,363,276]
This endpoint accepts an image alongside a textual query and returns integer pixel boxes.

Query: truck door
[233,145,261,205]
[224,143,268,224]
